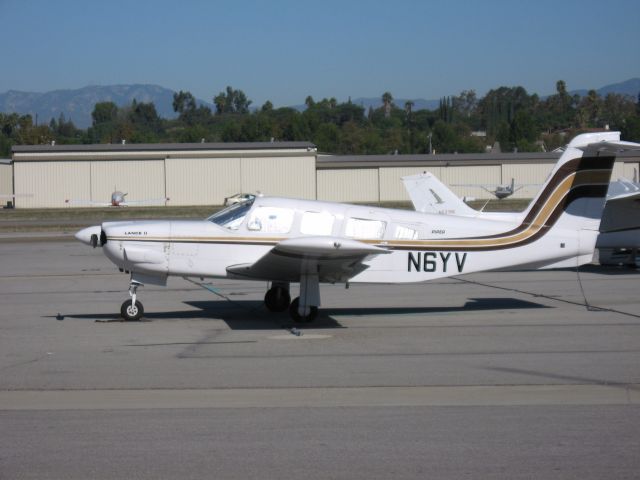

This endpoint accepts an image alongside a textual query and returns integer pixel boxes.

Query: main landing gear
[264,275,320,323]
[264,282,291,312]
[120,280,144,321]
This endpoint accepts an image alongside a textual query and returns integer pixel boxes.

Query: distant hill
[569,78,640,98]
[1,78,638,128]
[351,78,640,112]
[0,84,213,129]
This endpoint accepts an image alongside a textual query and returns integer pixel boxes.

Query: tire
[120,299,144,321]
[264,287,291,312]
[289,297,318,323]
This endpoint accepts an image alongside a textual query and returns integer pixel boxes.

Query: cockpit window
[207,198,255,229]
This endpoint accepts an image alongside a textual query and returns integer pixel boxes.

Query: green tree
[172,90,196,114]
[214,86,252,114]
[382,92,393,118]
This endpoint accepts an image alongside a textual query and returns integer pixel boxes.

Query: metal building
[9,142,640,207]
[11,142,317,208]
[317,152,640,203]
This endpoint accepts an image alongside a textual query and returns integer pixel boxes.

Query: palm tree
[382,92,393,118]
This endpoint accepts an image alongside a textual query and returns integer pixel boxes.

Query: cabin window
[247,206,295,233]
[300,211,334,235]
[345,217,386,239]
[207,198,254,230]
[395,225,418,240]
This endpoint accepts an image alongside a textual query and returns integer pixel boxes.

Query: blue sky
[1,0,638,106]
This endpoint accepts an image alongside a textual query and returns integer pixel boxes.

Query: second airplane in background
[66,190,169,207]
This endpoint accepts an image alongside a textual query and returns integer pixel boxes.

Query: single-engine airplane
[452,178,537,199]
[66,189,169,207]
[75,132,638,322]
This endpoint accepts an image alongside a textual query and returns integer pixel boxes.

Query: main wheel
[289,297,318,323]
[264,287,291,312]
[120,299,144,321]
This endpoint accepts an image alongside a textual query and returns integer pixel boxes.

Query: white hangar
[8,141,640,208]
[11,142,317,208]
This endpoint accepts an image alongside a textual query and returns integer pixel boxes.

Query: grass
[0,205,223,232]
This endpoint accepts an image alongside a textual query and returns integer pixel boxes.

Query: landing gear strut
[264,282,291,312]
[264,276,321,323]
[120,280,144,321]
[289,273,320,323]
[289,298,318,322]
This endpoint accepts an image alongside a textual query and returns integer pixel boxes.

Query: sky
[1,0,638,107]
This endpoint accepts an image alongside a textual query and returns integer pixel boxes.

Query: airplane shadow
[577,264,640,276]
[486,366,640,391]
[324,297,550,317]
[56,297,549,330]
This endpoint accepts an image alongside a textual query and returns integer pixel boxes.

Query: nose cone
[75,225,102,247]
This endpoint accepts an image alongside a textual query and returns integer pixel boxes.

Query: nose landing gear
[120,280,144,321]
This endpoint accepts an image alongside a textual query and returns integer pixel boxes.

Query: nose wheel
[120,280,144,321]
[120,299,144,321]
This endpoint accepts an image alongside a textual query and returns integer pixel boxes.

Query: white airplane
[451,178,537,199]
[66,190,169,207]
[75,132,637,322]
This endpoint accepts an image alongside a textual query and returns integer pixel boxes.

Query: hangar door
[15,161,91,208]
[90,160,165,205]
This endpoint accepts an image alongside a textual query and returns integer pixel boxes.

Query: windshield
[207,198,255,229]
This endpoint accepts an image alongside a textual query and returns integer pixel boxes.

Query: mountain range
[0,78,638,129]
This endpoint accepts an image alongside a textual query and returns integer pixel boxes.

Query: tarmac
[1,238,639,479]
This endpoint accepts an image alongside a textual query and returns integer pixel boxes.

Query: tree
[305,96,315,109]
[214,86,252,114]
[128,101,162,142]
[91,102,118,126]
[382,92,393,118]
[544,80,576,130]
[89,102,119,143]
[172,91,196,114]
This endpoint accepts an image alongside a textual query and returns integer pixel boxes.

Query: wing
[65,199,113,206]
[121,197,169,206]
[226,236,390,283]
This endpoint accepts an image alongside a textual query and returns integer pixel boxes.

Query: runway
[1,240,639,479]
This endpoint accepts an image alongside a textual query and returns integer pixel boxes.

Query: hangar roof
[12,141,316,154]
[317,151,640,168]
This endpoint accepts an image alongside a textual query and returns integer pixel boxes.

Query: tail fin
[521,132,639,234]
[402,172,479,216]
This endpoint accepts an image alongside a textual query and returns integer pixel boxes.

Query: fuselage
[86,195,594,285]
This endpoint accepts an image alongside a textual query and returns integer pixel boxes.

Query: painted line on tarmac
[1,384,638,410]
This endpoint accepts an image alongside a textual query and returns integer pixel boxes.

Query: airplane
[75,132,639,322]
[402,162,640,263]
[452,178,537,199]
[66,189,169,207]
[403,172,531,221]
